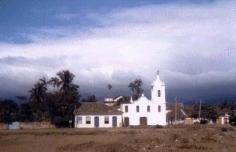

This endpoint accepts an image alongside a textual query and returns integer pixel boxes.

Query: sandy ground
[0,125,236,152]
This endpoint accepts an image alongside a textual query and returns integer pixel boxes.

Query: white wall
[74,115,122,128]
[121,98,167,126]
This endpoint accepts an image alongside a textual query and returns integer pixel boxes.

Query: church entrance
[140,117,147,126]
[124,117,129,127]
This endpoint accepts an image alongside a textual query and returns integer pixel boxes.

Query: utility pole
[198,99,202,121]
[175,97,178,125]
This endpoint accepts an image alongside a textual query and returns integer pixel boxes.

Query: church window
[158,90,161,97]
[86,116,91,124]
[125,105,128,113]
[158,106,161,112]
[136,106,140,112]
[147,106,150,112]
[104,116,109,124]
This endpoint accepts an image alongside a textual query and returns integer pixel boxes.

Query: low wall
[20,122,55,129]
[0,122,55,130]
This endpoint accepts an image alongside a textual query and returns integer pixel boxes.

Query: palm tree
[128,79,143,100]
[107,84,112,97]
[29,77,47,103]
[108,84,112,91]
[29,77,48,121]
[48,70,80,127]
[48,70,80,102]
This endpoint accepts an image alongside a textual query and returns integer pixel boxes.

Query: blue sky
[0,0,215,43]
[0,0,236,102]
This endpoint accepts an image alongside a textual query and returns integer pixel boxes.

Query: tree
[128,79,143,100]
[191,103,200,119]
[49,70,80,102]
[81,95,97,102]
[28,77,49,121]
[19,102,33,122]
[230,110,236,125]
[201,104,218,122]
[191,103,218,122]
[107,84,112,97]
[108,84,112,91]
[48,70,80,127]
[218,100,232,115]
[29,77,47,103]
[0,99,19,123]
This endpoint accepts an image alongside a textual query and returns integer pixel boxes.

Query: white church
[74,71,167,128]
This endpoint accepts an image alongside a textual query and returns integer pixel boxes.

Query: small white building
[104,96,124,107]
[74,102,122,128]
[121,71,167,126]
[217,114,230,125]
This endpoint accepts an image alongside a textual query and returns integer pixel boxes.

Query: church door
[140,117,147,126]
[124,117,129,127]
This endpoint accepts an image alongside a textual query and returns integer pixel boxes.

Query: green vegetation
[0,70,80,127]
[128,79,143,100]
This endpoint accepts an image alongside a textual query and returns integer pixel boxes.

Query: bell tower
[151,70,166,103]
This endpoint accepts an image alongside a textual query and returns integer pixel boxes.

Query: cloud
[0,1,236,101]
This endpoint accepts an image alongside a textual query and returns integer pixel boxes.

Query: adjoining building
[74,102,123,128]
[74,71,167,128]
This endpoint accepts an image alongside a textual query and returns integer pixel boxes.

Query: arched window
[158,90,161,97]
[147,106,150,112]
[125,105,128,113]
[136,106,140,112]
[158,106,161,112]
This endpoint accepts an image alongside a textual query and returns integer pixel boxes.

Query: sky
[0,0,236,102]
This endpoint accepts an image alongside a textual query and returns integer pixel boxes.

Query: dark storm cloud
[0,1,236,101]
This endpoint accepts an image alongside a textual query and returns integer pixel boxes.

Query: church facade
[121,71,167,126]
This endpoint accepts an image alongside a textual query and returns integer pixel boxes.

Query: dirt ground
[0,125,235,152]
